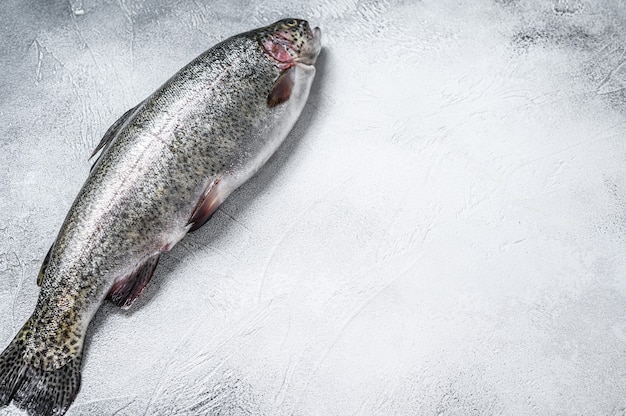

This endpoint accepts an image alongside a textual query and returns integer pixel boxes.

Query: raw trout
[0,18,321,416]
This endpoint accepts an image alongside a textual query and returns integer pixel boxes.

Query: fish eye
[285,19,298,27]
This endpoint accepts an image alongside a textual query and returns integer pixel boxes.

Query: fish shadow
[84,47,330,357]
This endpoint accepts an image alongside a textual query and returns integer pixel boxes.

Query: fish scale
[0,18,321,416]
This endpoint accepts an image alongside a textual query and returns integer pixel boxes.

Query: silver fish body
[0,18,321,416]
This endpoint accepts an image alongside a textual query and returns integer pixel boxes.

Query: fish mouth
[260,21,322,69]
[295,26,322,66]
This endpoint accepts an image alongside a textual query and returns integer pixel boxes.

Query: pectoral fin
[187,178,225,232]
[107,253,160,309]
[267,67,295,108]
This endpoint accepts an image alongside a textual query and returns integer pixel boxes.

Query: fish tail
[0,322,82,416]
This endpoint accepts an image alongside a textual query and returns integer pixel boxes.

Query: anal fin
[107,253,160,309]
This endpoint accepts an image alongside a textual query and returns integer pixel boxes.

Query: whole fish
[0,18,321,416]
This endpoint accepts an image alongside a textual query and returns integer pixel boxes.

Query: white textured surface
[2,0,626,414]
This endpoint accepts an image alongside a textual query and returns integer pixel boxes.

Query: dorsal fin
[89,104,139,170]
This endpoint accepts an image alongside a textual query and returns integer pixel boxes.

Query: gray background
[2,0,626,414]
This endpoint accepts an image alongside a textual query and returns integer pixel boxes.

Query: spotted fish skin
[0,18,321,416]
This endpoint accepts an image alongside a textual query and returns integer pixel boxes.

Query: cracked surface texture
[2,0,626,414]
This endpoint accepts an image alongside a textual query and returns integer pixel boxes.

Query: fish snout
[299,25,322,66]
[259,19,322,68]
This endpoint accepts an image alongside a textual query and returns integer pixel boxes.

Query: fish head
[257,18,322,70]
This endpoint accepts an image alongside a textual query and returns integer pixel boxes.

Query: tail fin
[0,329,82,416]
